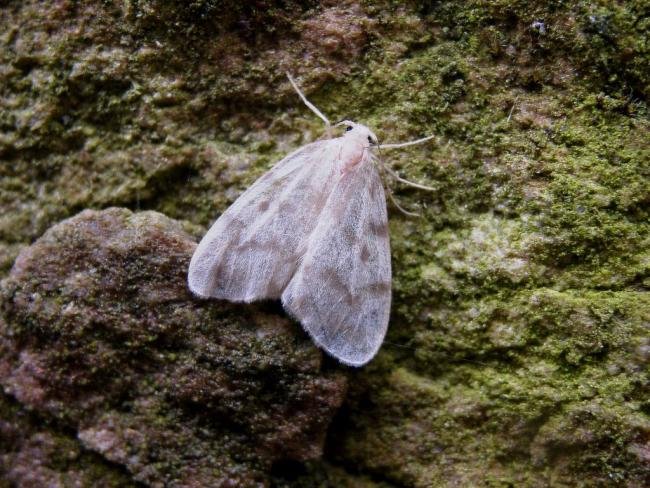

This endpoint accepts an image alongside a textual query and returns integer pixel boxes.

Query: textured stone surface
[1,0,649,487]
[0,208,346,486]
[0,390,138,488]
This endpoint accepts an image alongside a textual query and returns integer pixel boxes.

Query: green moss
[311,1,648,486]
[1,0,649,486]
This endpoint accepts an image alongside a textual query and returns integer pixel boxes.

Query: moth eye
[346,126,353,132]
[367,135,373,143]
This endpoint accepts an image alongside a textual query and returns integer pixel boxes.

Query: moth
[188,73,434,366]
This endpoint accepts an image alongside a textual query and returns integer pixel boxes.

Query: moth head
[336,120,379,147]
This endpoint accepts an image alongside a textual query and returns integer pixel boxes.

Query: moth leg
[381,162,436,192]
[387,186,420,217]
[286,72,332,135]
[376,161,420,217]
[372,153,436,192]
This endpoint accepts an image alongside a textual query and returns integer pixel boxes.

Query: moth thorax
[340,138,368,171]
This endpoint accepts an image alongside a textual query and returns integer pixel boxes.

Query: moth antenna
[380,135,435,150]
[285,72,331,130]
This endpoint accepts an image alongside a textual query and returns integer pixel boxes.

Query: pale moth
[188,73,434,366]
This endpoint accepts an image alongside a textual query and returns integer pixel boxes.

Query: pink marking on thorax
[339,139,366,174]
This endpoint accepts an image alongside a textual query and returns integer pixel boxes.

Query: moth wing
[188,140,342,302]
[281,156,391,366]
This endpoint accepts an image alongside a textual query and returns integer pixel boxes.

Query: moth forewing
[187,139,341,302]
[281,152,391,366]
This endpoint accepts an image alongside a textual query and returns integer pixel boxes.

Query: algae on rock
[0,208,346,486]
[1,0,649,487]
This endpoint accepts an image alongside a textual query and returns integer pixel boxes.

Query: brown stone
[0,208,346,487]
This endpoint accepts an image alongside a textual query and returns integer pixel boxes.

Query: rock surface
[1,0,649,487]
[0,208,346,486]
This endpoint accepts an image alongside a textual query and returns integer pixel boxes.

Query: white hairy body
[188,73,433,366]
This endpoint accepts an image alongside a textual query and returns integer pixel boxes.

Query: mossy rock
[0,1,648,486]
